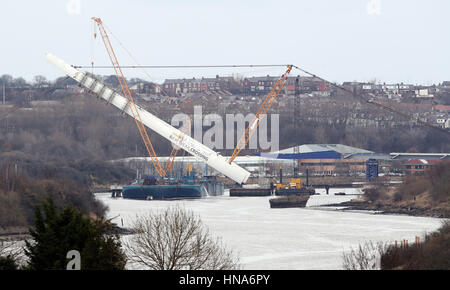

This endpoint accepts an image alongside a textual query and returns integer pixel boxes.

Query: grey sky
[1,0,448,85]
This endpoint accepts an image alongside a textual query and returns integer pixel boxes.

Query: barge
[122,173,223,200]
[122,184,207,200]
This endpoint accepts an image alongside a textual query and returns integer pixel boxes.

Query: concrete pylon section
[46,53,250,184]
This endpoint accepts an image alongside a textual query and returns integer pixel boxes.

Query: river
[95,188,443,269]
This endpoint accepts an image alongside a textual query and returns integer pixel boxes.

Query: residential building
[162,75,235,96]
[243,75,279,95]
[244,75,328,96]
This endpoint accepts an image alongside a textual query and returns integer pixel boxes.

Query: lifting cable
[73,64,289,69]
[291,65,450,137]
[91,21,173,99]
[73,61,450,137]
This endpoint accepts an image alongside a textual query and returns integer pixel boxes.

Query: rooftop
[403,159,442,165]
[274,144,373,155]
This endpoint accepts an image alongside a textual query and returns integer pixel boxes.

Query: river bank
[321,198,449,218]
[95,191,442,269]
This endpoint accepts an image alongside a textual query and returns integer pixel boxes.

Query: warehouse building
[255,144,387,176]
[115,144,387,178]
[116,144,447,179]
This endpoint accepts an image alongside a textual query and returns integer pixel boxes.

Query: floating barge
[122,184,206,200]
[229,187,272,197]
[275,187,315,196]
[121,174,223,200]
[269,194,310,208]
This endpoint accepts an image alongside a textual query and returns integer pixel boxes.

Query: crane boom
[91,17,168,177]
[46,53,251,184]
[228,65,292,163]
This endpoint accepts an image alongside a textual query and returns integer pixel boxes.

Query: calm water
[96,189,443,269]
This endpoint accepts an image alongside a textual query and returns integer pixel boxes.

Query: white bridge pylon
[46,53,251,184]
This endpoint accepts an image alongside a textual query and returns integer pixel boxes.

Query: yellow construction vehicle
[276,178,303,191]
[275,166,315,195]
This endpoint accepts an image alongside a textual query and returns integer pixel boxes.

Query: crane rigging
[228,65,292,164]
[91,17,181,178]
[46,54,250,184]
[290,65,450,137]
[46,16,251,184]
[72,64,450,138]
[89,17,295,179]
[48,16,448,187]
[72,64,289,69]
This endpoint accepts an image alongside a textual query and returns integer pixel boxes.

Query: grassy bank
[381,221,450,270]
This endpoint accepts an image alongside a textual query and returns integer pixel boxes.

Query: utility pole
[294,76,299,134]
[2,83,5,104]
[293,77,301,177]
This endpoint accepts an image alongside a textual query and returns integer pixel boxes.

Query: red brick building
[402,159,441,175]
[243,75,329,96]
[162,76,234,96]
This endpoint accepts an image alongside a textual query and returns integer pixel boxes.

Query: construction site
[40,17,449,209]
[1,1,449,273]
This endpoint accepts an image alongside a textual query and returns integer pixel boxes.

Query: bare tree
[33,75,48,88]
[342,241,389,270]
[125,206,240,270]
[0,240,25,267]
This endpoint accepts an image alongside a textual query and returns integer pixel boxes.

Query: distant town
[2,74,449,131]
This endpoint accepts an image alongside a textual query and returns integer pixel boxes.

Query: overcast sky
[1,0,448,85]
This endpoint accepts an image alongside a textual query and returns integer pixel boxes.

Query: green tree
[24,197,126,270]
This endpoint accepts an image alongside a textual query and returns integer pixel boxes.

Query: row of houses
[160,75,236,96]
[126,74,450,103]
[154,75,331,97]
[242,75,330,96]
[343,81,450,100]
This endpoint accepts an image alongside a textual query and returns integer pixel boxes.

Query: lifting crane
[91,17,182,178]
[92,17,291,170]
[228,65,292,164]
[47,52,250,184]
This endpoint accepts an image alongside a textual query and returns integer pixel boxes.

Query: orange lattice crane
[228,65,292,163]
[92,17,183,177]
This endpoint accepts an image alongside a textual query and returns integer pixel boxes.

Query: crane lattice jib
[92,17,166,177]
[228,65,292,164]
